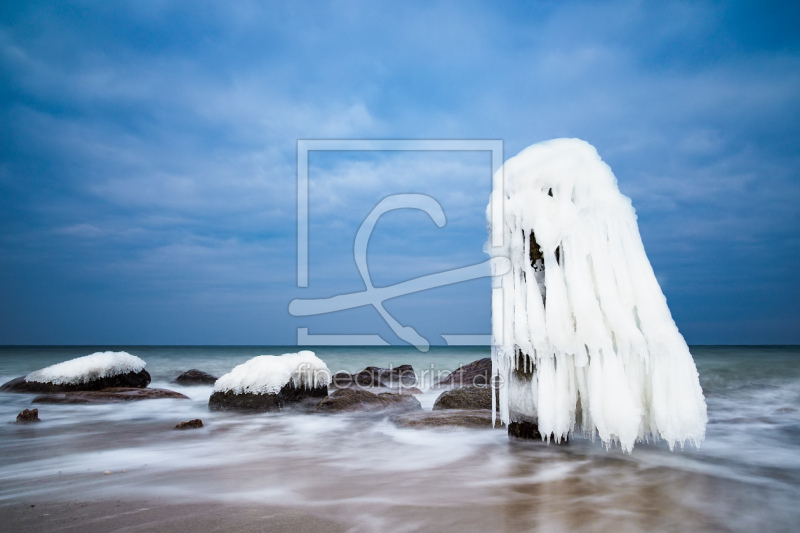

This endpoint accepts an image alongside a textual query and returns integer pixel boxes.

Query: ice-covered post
[487,139,707,452]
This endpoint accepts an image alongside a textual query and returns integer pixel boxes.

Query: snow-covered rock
[0,351,151,393]
[208,351,330,412]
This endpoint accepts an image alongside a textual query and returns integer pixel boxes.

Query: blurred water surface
[0,345,798,532]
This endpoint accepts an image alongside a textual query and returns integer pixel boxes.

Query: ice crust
[25,351,146,385]
[213,351,331,395]
[487,138,707,452]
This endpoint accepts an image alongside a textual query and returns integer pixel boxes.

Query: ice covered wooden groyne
[487,139,707,452]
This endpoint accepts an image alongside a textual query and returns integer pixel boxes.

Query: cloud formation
[0,1,797,344]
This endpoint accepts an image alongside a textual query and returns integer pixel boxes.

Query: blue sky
[0,1,798,345]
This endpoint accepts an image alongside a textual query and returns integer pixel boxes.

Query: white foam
[213,350,331,395]
[487,138,707,452]
[25,351,146,385]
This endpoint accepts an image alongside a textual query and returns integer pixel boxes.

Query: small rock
[32,387,189,404]
[174,419,204,430]
[316,388,421,413]
[173,369,218,385]
[433,358,492,388]
[507,421,568,443]
[507,421,541,440]
[433,386,494,411]
[392,409,501,429]
[16,408,41,424]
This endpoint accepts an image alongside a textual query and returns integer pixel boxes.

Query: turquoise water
[0,345,798,532]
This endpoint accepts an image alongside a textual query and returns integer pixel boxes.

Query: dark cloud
[0,0,797,344]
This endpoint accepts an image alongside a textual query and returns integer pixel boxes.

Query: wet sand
[0,451,777,533]
[1,499,346,533]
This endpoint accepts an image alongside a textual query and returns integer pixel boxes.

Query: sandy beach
[1,499,346,533]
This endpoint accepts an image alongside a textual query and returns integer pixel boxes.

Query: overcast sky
[0,1,798,345]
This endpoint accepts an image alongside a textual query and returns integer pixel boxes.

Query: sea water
[0,345,798,532]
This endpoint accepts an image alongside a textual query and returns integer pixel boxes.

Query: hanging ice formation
[487,138,707,452]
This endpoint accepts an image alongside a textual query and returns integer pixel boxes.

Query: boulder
[315,388,421,413]
[16,408,41,424]
[32,387,188,404]
[331,371,422,395]
[208,382,328,412]
[1,370,151,394]
[353,366,383,387]
[374,391,422,411]
[353,365,417,388]
[330,371,355,389]
[392,409,501,429]
[434,358,492,388]
[173,369,218,385]
[433,386,494,411]
[174,419,204,430]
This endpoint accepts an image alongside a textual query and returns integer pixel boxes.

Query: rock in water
[16,408,41,424]
[173,369,218,385]
[507,421,542,440]
[330,371,355,389]
[507,421,568,444]
[32,388,189,404]
[209,381,328,412]
[392,410,500,429]
[0,351,150,393]
[209,351,330,412]
[315,388,421,413]
[353,365,417,388]
[433,386,494,411]
[174,419,204,430]
[374,391,421,411]
[433,358,491,388]
[209,390,282,411]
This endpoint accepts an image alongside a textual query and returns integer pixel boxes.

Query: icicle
[487,138,707,452]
